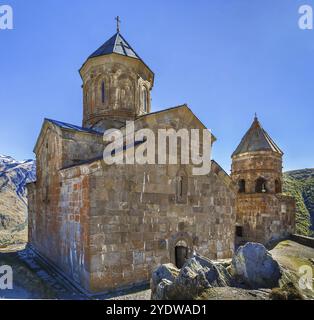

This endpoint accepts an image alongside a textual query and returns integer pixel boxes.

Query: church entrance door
[175,245,188,269]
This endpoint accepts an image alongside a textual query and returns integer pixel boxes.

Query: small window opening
[255,177,267,193]
[143,88,148,112]
[238,179,246,193]
[101,81,105,103]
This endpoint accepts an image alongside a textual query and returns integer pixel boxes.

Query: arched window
[255,177,267,193]
[178,177,183,198]
[275,179,282,193]
[176,174,188,204]
[142,88,148,112]
[101,81,105,104]
[84,85,89,106]
[238,179,246,193]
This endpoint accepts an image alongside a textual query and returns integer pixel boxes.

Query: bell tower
[231,115,283,195]
[79,18,154,131]
[231,115,295,246]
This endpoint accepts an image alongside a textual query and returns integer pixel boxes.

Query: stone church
[27,28,295,294]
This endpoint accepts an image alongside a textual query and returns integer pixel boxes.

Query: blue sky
[0,0,313,172]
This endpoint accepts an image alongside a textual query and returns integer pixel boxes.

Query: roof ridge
[44,118,102,135]
[261,127,283,154]
[118,33,141,59]
[113,32,120,53]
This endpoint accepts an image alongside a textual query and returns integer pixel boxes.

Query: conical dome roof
[232,116,283,157]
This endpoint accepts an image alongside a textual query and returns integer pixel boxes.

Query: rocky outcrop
[151,254,232,300]
[150,243,298,300]
[150,263,179,299]
[230,242,282,289]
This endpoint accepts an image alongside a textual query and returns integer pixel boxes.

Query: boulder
[173,257,211,299]
[193,254,232,287]
[155,279,174,300]
[151,254,232,300]
[150,263,179,299]
[230,242,282,289]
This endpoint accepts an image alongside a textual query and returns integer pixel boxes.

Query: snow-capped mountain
[0,155,36,244]
[0,155,36,201]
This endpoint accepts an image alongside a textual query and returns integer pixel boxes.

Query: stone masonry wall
[61,129,104,169]
[231,151,283,194]
[29,107,237,293]
[235,194,295,246]
[60,159,236,293]
[28,125,92,289]
[80,54,154,129]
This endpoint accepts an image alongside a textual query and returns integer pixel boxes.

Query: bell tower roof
[232,115,283,157]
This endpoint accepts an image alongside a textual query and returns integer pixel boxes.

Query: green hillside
[283,169,314,236]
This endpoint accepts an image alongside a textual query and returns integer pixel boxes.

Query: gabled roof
[45,118,102,135]
[88,32,140,60]
[59,104,217,171]
[33,118,102,154]
[136,104,217,142]
[232,116,283,157]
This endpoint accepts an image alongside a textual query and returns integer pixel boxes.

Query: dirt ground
[0,240,313,300]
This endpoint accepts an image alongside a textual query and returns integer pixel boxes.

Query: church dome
[79,22,154,131]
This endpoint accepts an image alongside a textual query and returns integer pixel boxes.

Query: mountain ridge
[0,155,36,246]
[283,168,314,236]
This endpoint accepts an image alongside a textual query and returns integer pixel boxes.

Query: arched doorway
[175,240,188,269]
[169,232,193,269]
